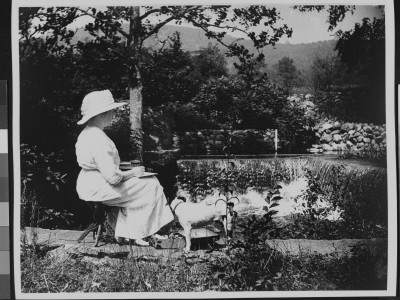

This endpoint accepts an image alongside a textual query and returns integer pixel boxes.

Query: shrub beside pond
[307,159,387,237]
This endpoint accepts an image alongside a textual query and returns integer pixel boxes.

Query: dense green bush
[308,159,387,232]
[21,144,67,194]
[174,76,316,152]
[313,88,385,124]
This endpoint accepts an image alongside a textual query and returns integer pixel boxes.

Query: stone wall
[175,129,278,155]
[175,121,386,155]
[309,121,386,154]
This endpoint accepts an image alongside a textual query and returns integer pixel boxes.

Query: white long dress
[75,125,174,240]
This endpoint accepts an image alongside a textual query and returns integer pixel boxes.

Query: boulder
[341,123,354,132]
[363,125,373,133]
[331,129,340,135]
[346,141,354,147]
[333,134,342,142]
[363,138,371,143]
[309,148,322,153]
[322,144,333,151]
[320,133,333,143]
[332,121,341,129]
[356,136,364,142]
[348,130,356,136]
[321,123,333,131]
[351,146,359,151]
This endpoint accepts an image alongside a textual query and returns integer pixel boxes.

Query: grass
[20,230,388,293]
[21,243,215,293]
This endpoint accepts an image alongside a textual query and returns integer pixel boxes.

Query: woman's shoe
[134,239,150,246]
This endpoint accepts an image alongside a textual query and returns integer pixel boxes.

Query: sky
[273,5,384,44]
[66,5,384,44]
[172,5,384,44]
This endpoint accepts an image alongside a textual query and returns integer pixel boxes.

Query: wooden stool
[77,202,111,247]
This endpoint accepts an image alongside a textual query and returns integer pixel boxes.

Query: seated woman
[75,89,174,246]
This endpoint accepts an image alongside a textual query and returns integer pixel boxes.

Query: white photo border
[12,0,397,298]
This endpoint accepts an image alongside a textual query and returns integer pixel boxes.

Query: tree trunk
[128,6,144,162]
[129,85,143,162]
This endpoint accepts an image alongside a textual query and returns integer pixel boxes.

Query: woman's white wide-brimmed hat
[77,90,127,125]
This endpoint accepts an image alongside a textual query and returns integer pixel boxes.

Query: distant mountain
[141,25,338,71]
[71,24,338,72]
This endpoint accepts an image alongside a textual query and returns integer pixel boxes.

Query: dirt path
[22,226,386,264]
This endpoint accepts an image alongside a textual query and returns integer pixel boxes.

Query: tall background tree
[309,54,343,93]
[272,56,300,92]
[19,5,293,160]
[294,5,385,123]
[334,16,385,122]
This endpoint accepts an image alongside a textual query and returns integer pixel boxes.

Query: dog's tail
[167,196,187,206]
[177,196,187,202]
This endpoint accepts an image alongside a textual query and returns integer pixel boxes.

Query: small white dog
[169,196,238,252]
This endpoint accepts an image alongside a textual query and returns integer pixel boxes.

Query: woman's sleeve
[91,138,123,185]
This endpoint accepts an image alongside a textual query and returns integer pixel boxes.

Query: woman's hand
[121,166,145,181]
[132,166,145,175]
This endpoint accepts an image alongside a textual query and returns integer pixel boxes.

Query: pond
[175,155,388,240]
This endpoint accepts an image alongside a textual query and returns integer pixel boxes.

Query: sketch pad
[137,172,158,178]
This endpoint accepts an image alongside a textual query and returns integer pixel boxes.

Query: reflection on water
[178,176,343,221]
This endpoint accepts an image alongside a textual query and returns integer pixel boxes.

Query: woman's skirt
[100,176,174,240]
